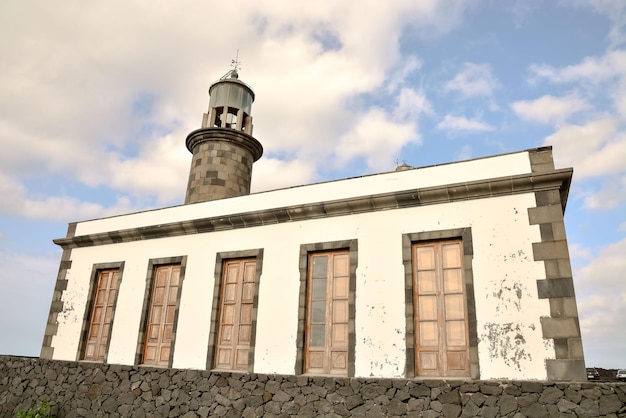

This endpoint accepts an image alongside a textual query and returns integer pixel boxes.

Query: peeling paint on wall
[368,353,401,376]
[57,300,78,324]
[480,322,534,371]
[502,249,530,262]
[487,275,532,313]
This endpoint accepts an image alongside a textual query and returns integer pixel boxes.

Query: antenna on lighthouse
[221,50,242,79]
[231,50,241,72]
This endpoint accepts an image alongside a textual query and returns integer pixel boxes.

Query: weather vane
[231,50,241,72]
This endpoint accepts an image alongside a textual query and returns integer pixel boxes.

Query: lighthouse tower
[184,69,263,204]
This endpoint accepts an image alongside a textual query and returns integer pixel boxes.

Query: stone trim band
[54,169,573,250]
[186,127,263,161]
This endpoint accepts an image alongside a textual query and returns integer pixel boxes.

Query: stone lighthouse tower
[184,69,263,204]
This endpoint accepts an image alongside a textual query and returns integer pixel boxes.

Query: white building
[41,70,585,381]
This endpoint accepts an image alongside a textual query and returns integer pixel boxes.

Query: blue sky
[1,0,625,369]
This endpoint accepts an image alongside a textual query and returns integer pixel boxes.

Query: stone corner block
[39,346,54,360]
[540,317,580,339]
[527,205,563,225]
[536,278,575,299]
[546,359,586,381]
[532,240,569,261]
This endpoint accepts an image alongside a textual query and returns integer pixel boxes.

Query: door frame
[135,256,187,367]
[402,229,479,379]
[295,239,357,376]
[207,249,264,371]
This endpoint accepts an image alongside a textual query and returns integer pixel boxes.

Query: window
[296,240,356,376]
[82,269,120,361]
[225,107,238,129]
[305,250,350,375]
[213,106,224,127]
[412,240,470,377]
[142,264,181,366]
[214,258,257,370]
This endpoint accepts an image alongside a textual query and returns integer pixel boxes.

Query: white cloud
[437,115,495,132]
[395,88,433,120]
[577,237,626,293]
[528,50,626,119]
[569,243,593,261]
[0,0,476,213]
[0,174,139,221]
[568,0,626,48]
[534,45,625,81]
[529,51,626,84]
[444,62,501,107]
[251,158,317,193]
[0,248,58,356]
[511,95,590,125]
[543,117,626,178]
[576,238,626,364]
[582,174,626,209]
[332,87,430,171]
[385,56,423,93]
[526,48,626,217]
[335,108,419,171]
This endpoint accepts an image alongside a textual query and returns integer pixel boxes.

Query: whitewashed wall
[73,151,532,236]
[51,189,553,380]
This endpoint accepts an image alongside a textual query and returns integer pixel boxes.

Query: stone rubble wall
[1,356,625,417]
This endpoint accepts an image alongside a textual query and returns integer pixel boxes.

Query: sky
[0,0,624,370]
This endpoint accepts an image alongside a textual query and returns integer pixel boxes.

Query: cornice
[185,127,263,161]
[54,168,573,250]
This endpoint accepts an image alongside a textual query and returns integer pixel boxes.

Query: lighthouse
[184,68,263,204]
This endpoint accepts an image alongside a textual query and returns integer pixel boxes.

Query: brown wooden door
[215,258,256,370]
[305,251,349,375]
[84,269,119,361]
[143,264,180,366]
[413,240,470,377]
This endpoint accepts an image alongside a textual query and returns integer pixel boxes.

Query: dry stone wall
[1,355,625,417]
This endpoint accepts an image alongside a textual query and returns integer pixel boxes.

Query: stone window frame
[134,256,187,367]
[402,228,479,379]
[206,248,264,372]
[295,239,358,376]
[75,262,125,362]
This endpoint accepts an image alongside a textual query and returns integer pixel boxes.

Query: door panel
[84,270,119,361]
[305,251,349,375]
[413,240,469,377]
[143,264,180,366]
[215,258,257,371]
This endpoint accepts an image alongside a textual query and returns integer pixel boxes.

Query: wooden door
[143,264,180,366]
[215,258,256,370]
[305,251,349,375]
[84,269,119,361]
[413,240,469,377]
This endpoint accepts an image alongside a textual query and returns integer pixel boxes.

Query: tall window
[225,107,238,129]
[213,106,224,127]
[305,251,350,375]
[413,240,470,377]
[143,264,181,366]
[214,258,257,370]
[83,269,119,361]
